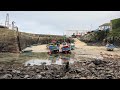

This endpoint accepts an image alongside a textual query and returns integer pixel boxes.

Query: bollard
[64,61,69,72]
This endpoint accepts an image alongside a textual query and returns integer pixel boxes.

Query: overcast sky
[0,11,120,35]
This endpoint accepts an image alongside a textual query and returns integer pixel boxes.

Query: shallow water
[24,55,75,66]
[0,52,76,66]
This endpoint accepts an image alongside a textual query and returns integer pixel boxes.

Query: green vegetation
[108,18,120,37]
[80,18,120,46]
[80,30,108,43]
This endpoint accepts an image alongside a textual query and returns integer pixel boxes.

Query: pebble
[24,75,29,79]
[0,74,12,79]
[80,77,86,79]
[12,70,21,73]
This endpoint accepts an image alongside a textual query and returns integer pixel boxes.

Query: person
[56,41,60,47]
[103,39,107,45]
[106,41,110,47]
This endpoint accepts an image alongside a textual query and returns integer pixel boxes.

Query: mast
[5,13,9,28]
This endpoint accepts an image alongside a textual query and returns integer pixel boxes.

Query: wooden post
[16,27,21,51]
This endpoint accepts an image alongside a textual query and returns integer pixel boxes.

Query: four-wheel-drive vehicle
[106,44,115,51]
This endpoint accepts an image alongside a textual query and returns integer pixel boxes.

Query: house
[0,25,8,29]
[98,23,111,31]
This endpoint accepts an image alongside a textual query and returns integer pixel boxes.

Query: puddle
[0,52,76,66]
[24,59,51,66]
[24,54,75,66]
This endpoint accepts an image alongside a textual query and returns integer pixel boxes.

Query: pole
[16,27,21,51]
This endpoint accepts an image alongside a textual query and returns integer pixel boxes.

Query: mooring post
[16,27,21,52]
[64,61,69,72]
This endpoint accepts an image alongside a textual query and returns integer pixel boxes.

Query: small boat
[48,43,59,54]
[22,50,33,53]
[70,43,75,50]
[61,42,71,54]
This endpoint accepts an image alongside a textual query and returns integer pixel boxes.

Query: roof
[99,23,111,27]
[0,25,8,28]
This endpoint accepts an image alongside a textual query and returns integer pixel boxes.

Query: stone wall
[0,28,63,53]
[0,28,19,53]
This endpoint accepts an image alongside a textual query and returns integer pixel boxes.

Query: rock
[27,63,31,66]
[55,75,60,78]
[44,66,49,70]
[0,74,12,79]
[81,68,85,71]
[12,76,20,79]
[107,70,113,74]
[36,75,42,79]
[62,75,69,79]
[80,77,86,79]
[106,75,113,79]
[88,62,95,68]
[76,69,81,73]
[36,69,40,73]
[93,59,102,65]
[96,67,104,70]
[105,68,110,71]
[12,70,21,74]
[41,62,46,65]
[82,63,86,66]
[87,76,95,79]
[74,75,80,78]
[40,72,46,76]
[24,75,29,79]
[0,67,2,71]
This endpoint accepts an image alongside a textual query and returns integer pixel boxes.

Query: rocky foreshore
[0,59,120,79]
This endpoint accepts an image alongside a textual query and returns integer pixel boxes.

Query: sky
[0,11,120,35]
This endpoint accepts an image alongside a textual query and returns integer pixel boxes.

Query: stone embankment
[0,28,63,53]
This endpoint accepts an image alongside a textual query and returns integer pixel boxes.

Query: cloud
[0,11,120,35]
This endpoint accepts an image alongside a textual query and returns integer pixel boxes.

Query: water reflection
[0,52,75,66]
[24,53,75,66]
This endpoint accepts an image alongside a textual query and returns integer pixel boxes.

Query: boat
[61,42,71,54]
[70,43,75,50]
[22,50,33,53]
[48,43,59,54]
